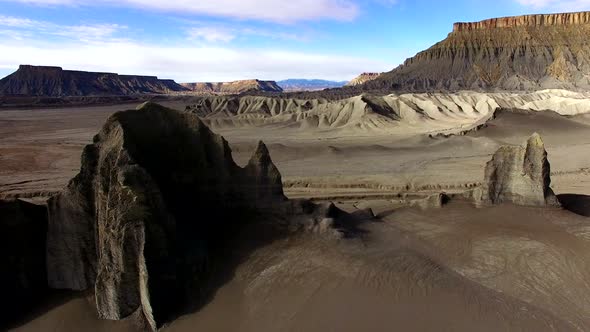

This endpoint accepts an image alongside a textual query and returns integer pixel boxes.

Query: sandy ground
[3,103,590,200]
[3,98,590,331]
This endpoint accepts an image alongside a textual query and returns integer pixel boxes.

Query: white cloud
[187,27,236,43]
[0,0,359,23]
[0,39,392,82]
[0,15,124,41]
[516,0,590,11]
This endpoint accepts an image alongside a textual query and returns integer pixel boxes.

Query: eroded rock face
[453,11,590,31]
[367,11,590,91]
[47,102,287,329]
[477,133,560,207]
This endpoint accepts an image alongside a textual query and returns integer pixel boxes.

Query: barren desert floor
[4,101,590,331]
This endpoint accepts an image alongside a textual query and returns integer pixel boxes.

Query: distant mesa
[365,10,590,91]
[346,72,382,86]
[181,79,283,94]
[0,65,188,97]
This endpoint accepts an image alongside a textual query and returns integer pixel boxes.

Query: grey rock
[47,102,287,329]
[477,133,560,206]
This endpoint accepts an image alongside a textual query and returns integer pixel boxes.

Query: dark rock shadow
[558,194,590,217]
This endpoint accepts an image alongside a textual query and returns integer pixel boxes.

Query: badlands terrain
[2,89,590,331]
[4,9,590,332]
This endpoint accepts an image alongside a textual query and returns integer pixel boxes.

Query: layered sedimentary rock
[0,199,48,327]
[346,73,382,86]
[477,133,560,206]
[180,79,283,94]
[0,65,188,96]
[367,11,590,91]
[46,102,289,329]
[453,12,590,31]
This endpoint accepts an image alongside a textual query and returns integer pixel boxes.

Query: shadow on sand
[558,194,590,217]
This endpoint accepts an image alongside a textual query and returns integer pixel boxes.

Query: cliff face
[453,12,590,31]
[346,73,382,86]
[181,79,283,94]
[367,11,590,91]
[0,65,188,96]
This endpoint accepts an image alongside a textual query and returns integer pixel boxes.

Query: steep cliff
[367,11,590,91]
[0,65,188,96]
[181,79,283,94]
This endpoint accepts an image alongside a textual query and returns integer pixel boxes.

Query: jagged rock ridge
[0,65,188,97]
[180,79,283,94]
[366,11,590,91]
[476,133,560,206]
[44,102,353,330]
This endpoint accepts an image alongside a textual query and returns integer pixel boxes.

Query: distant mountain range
[0,65,188,96]
[277,79,347,92]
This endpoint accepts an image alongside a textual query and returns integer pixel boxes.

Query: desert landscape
[3,5,590,332]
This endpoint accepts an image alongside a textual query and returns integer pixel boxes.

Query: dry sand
[4,90,590,331]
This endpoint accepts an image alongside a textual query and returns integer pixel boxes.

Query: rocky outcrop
[476,133,560,206]
[346,73,382,86]
[0,65,188,97]
[366,11,590,91]
[45,102,351,329]
[0,199,48,327]
[454,12,590,31]
[180,79,283,94]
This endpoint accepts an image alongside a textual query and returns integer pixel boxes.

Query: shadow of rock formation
[558,194,590,217]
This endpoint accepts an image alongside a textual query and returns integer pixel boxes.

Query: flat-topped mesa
[0,65,187,96]
[453,11,590,32]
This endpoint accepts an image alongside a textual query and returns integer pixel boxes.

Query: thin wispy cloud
[0,15,124,41]
[185,24,310,44]
[516,0,590,11]
[0,0,360,23]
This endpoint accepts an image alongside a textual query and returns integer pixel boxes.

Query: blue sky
[0,0,589,82]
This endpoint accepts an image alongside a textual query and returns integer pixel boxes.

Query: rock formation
[346,72,382,86]
[366,11,590,91]
[0,199,48,327]
[180,79,283,94]
[476,133,560,206]
[45,102,350,329]
[0,65,188,96]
